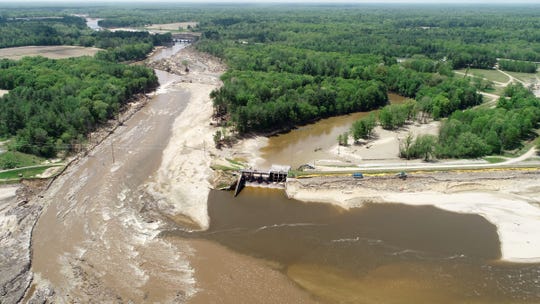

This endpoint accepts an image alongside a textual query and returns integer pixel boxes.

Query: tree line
[498,59,537,74]
[211,70,388,133]
[0,56,158,157]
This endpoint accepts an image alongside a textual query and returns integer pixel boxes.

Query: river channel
[169,188,540,304]
[260,93,406,168]
[29,36,540,303]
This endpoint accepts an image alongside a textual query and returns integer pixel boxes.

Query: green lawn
[455,68,510,83]
[0,151,46,170]
[0,165,61,180]
[483,156,506,164]
[504,71,539,83]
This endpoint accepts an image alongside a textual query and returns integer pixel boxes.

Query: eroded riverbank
[173,188,540,304]
[286,169,540,264]
[7,40,539,304]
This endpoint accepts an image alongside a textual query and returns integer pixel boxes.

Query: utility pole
[111,141,115,164]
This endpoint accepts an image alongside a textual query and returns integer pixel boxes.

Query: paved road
[315,147,538,173]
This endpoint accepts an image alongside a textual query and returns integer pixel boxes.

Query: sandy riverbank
[0,180,48,304]
[145,46,319,302]
[286,169,540,263]
[328,121,440,163]
[148,46,272,229]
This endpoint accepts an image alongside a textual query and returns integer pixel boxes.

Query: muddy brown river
[176,188,540,304]
[260,93,407,168]
[27,42,540,303]
[31,70,198,302]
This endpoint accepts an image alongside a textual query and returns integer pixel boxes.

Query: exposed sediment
[286,169,540,263]
[0,180,48,304]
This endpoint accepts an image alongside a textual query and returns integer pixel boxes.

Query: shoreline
[285,170,540,263]
[147,46,320,302]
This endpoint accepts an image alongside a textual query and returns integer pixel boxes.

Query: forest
[1,3,539,159]
[188,4,538,158]
[0,56,158,157]
[0,10,173,159]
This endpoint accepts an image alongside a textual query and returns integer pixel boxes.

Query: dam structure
[234,165,290,197]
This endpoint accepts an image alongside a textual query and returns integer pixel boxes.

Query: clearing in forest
[0,45,101,60]
[145,22,198,32]
[455,68,510,83]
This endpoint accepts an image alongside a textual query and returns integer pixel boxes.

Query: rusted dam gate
[234,165,291,197]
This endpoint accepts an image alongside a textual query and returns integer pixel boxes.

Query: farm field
[0,45,101,60]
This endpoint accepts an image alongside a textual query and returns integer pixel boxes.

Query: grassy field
[0,164,62,181]
[455,68,510,83]
[483,156,506,163]
[0,151,46,170]
[504,71,539,83]
[0,46,101,60]
[482,85,505,96]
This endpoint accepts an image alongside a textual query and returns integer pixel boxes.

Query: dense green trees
[0,11,172,158]
[400,134,438,161]
[195,5,492,134]
[212,70,388,133]
[433,85,539,158]
[498,59,537,74]
[378,104,410,130]
[351,113,376,141]
[0,56,158,157]
[0,16,90,48]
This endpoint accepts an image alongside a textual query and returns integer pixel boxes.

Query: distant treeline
[22,4,536,66]
[0,56,158,157]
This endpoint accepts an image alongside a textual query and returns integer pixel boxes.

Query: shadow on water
[167,188,540,303]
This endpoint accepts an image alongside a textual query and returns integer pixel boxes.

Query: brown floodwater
[260,93,407,168]
[172,188,540,304]
[31,70,199,302]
